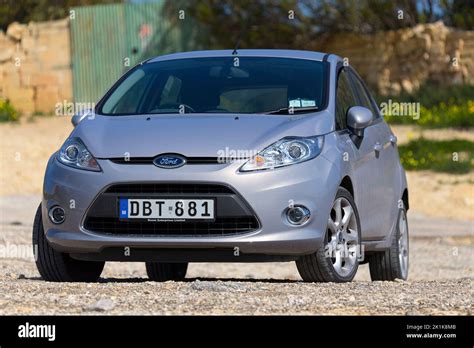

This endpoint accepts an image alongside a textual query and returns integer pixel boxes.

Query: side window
[335,69,357,129]
[348,70,379,118]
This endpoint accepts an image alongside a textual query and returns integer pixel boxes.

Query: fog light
[48,206,65,224]
[286,205,311,225]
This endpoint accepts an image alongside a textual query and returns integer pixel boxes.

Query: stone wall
[319,21,474,95]
[0,19,72,114]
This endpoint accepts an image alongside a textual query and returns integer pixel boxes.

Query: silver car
[33,49,409,283]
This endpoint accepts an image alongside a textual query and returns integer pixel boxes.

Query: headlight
[57,137,101,172]
[240,136,324,172]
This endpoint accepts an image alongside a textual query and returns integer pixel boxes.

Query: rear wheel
[368,205,409,281]
[296,187,361,282]
[33,204,105,282]
[145,262,188,282]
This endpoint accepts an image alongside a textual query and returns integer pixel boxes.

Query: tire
[368,204,409,281]
[32,204,105,282]
[296,187,361,282]
[145,262,188,282]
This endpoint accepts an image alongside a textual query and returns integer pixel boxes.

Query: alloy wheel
[398,210,409,279]
[326,197,359,277]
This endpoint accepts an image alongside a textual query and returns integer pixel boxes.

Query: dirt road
[0,195,471,315]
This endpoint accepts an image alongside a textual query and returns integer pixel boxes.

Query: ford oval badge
[153,154,186,169]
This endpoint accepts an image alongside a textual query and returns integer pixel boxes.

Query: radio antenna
[232,13,251,55]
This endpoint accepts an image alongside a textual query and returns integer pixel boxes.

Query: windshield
[99,57,327,115]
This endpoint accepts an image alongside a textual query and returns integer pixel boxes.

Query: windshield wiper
[263,106,319,115]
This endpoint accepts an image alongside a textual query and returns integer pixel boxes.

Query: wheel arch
[339,175,354,199]
[402,188,409,211]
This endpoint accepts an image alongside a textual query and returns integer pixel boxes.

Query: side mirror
[71,109,94,127]
[347,106,373,137]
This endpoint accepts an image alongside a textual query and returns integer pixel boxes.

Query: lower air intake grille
[84,216,259,236]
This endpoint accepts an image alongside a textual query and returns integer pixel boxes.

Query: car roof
[146,49,331,63]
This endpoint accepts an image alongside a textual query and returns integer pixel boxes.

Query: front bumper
[42,153,340,258]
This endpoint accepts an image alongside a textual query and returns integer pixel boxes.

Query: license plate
[119,198,215,221]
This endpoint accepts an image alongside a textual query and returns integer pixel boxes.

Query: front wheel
[368,205,409,281]
[33,204,105,282]
[296,187,361,282]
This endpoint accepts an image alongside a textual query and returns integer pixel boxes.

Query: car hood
[72,112,334,158]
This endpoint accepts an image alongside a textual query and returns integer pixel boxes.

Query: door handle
[389,135,397,145]
[373,142,382,153]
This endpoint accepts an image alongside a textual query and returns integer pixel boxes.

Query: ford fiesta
[33,50,409,283]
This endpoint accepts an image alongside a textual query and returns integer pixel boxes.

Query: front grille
[105,183,234,194]
[84,183,260,236]
[84,216,259,236]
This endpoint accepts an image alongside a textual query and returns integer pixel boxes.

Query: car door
[347,68,398,239]
[334,68,380,240]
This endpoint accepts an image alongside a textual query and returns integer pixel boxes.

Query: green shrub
[0,99,19,122]
[398,138,474,174]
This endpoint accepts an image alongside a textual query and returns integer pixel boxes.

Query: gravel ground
[0,196,472,315]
